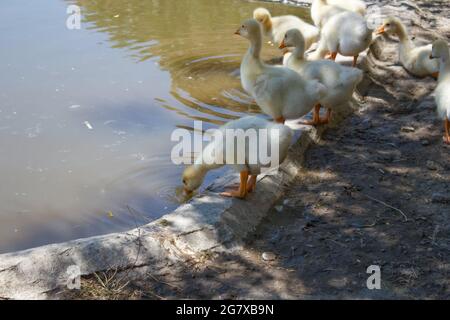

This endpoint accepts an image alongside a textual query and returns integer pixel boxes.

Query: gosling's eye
[386,23,391,27]
[242,25,245,28]
[182,179,186,185]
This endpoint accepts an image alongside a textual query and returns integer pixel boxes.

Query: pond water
[0,0,309,253]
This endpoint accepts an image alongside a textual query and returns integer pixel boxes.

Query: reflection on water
[0,0,309,253]
[76,0,310,124]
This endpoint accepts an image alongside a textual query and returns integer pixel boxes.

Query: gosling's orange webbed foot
[275,116,286,124]
[318,109,332,125]
[220,171,248,199]
[220,190,246,199]
[299,104,322,126]
[444,119,450,145]
[299,119,321,126]
[432,72,439,80]
[328,52,338,61]
[301,118,329,126]
[246,175,257,193]
[352,55,359,67]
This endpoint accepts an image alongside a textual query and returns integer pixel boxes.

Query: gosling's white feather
[432,41,450,120]
[327,0,366,16]
[182,116,293,192]
[283,29,363,111]
[311,0,347,28]
[239,19,326,121]
[435,81,450,120]
[253,8,319,49]
[310,11,372,60]
[377,17,439,77]
[197,116,293,175]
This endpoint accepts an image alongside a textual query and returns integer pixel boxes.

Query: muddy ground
[61,0,449,300]
[64,84,449,300]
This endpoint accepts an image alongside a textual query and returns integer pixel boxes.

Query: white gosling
[311,0,347,28]
[253,7,319,50]
[376,17,439,79]
[236,19,326,124]
[310,11,373,67]
[182,116,293,198]
[430,39,450,144]
[280,29,363,125]
[327,0,366,16]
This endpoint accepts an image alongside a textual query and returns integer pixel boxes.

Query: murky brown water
[0,0,309,253]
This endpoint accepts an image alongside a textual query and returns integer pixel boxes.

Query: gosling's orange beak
[279,40,287,49]
[376,26,385,35]
[234,28,241,36]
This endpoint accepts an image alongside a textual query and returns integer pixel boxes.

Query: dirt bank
[56,0,450,300]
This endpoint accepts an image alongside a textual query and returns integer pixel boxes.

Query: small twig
[431,225,440,245]
[93,272,106,288]
[146,289,166,300]
[362,194,408,222]
[147,273,181,290]
[113,280,130,293]
[327,239,347,248]
[105,268,118,286]
[351,221,378,229]
[205,265,228,275]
